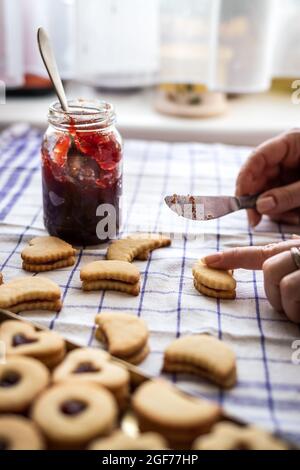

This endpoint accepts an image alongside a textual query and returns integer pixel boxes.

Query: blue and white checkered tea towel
[0,124,299,444]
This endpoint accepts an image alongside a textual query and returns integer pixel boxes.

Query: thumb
[256,181,300,215]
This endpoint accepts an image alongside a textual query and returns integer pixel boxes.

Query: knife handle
[238,194,260,209]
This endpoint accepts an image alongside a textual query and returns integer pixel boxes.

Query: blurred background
[1,0,300,144]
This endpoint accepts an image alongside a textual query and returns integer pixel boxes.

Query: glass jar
[41,99,122,245]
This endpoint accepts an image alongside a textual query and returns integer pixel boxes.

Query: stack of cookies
[0,277,62,313]
[80,260,141,296]
[193,260,236,299]
[21,236,76,272]
[162,334,237,388]
[132,379,221,448]
[95,312,150,365]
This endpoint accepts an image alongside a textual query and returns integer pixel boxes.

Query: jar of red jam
[41,99,122,245]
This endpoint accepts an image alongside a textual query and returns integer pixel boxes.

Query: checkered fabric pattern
[0,124,300,445]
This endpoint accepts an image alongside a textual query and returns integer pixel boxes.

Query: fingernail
[257,196,276,213]
[203,253,222,265]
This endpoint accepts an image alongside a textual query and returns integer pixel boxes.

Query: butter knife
[164,194,259,221]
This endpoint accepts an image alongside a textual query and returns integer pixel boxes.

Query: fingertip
[202,253,223,267]
[256,196,276,214]
[247,209,261,228]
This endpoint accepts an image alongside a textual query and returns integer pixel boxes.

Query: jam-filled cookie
[0,415,45,450]
[0,320,66,368]
[52,348,129,408]
[0,356,50,413]
[31,383,117,449]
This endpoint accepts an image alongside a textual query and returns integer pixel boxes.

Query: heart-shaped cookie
[0,320,66,367]
[21,236,76,264]
[52,347,129,408]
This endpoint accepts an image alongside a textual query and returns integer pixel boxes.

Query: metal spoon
[37,27,69,113]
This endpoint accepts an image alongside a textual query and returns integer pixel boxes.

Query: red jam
[42,102,122,245]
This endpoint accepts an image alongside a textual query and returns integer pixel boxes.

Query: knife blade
[164,194,259,221]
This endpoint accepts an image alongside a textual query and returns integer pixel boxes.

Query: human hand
[236,130,300,227]
[204,238,300,323]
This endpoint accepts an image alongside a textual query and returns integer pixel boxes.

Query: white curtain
[1,0,300,92]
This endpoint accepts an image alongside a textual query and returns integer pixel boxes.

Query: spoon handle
[37,27,69,113]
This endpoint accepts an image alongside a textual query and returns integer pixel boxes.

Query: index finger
[203,239,300,270]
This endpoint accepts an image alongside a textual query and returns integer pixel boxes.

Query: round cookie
[0,356,50,413]
[89,430,168,450]
[52,348,130,408]
[132,379,221,447]
[0,320,66,368]
[0,415,45,450]
[31,383,117,448]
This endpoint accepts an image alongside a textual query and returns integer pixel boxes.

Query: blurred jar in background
[0,0,74,94]
[74,0,160,89]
